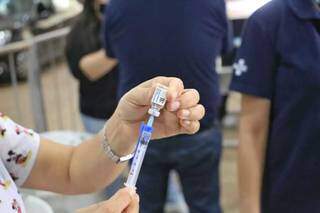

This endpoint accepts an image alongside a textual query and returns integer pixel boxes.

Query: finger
[166,100,181,112]
[148,77,184,102]
[177,104,205,121]
[124,194,140,213]
[166,88,199,112]
[123,86,155,107]
[180,120,201,134]
[102,187,135,212]
[177,89,200,109]
[124,77,184,107]
[166,77,184,102]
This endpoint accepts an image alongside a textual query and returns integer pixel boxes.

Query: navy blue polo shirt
[230,0,320,212]
[103,0,230,129]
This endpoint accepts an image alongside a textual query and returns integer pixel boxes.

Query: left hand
[76,187,139,213]
[106,77,205,155]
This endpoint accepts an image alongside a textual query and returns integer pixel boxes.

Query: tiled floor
[0,63,239,212]
[221,148,239,213]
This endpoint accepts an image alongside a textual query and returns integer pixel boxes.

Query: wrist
[104,116,135,156]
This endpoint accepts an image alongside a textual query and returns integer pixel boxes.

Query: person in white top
[0,77,205,213]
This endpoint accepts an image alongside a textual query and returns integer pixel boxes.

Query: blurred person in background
[66,0,118,134]
[230,0,320,212]
[0,77,204,213]
[66,0,121,199]
[103,0,230,212]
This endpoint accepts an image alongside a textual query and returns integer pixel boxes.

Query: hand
[106,77,205,155]
[76,187,139,213]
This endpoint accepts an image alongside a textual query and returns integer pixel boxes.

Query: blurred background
[0,0,270,212]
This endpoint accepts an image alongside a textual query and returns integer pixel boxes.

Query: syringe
[125,84,168,188]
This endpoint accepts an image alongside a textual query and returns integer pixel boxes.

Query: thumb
[102,187,136,212]
[123,85,155,107]
[124,194,140,213]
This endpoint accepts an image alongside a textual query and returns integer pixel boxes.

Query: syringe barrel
[125,124,153,188]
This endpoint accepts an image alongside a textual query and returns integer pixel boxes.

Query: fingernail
[183,120,191,126]
[171,92,178,100]
[180,110,190,118]
[170,101,180,111]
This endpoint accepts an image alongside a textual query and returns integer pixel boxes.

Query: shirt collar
[288,0,320,19]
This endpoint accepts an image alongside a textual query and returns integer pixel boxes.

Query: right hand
[106,77,205,155]
[76,187,139,213]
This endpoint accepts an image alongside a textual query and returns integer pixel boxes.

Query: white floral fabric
[0,113,40,213]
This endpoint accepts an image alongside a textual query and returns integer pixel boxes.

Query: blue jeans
[136,127,222,213]
[81,113,106,134]
[81,113,124,198]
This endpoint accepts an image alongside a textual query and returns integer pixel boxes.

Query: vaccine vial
[148,84,168,117]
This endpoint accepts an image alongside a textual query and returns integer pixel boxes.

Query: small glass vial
[148,84,168,117]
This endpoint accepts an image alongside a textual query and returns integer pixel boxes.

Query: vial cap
[148,108,160,117]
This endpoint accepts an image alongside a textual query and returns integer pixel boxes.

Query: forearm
[238,129,266,213]
[68,134,127,194]
[68,120,136,194]
[24,119,136,194]
[238,95,270,213]
[80,49,117,81]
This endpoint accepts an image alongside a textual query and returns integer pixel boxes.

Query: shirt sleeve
[221,20,234,55]
[65,46,84,81]
[0,113,40,186]
[229,14,277,100]
[65,29,91,82]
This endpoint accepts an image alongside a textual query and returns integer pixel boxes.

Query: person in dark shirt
[230,0,320,212]
[66,0,118,134]
[65,0,121,200]
[103,0,230,212]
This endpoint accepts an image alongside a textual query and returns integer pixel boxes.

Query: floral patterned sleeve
[0,113,40,187]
